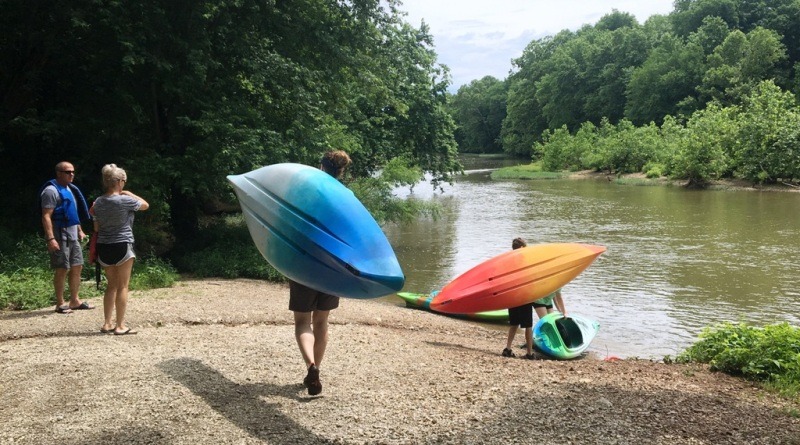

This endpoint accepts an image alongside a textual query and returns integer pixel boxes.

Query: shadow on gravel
[57,426,171,445]
[425,340,489,354]
[158,358,326,443]
[0,309,59,321]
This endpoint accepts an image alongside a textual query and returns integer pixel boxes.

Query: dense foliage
[675,321,800,398]
[449,0,800,185]
[535,81,800,186]
[448,76,507,153]
[0,0,460,251]
[0,235,178,310]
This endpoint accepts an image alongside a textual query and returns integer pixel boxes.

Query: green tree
[688,15,731,55]
[625,35,706,124]
[535,13,650,130]
[501,32,573,156]
[733,80,800,183]
[736,0,800,64]
[0,0,460,246]
[671,103,737,186]
[671,0,740,37]
[671,0,800,89]
[699,27,787,106]
[449,76,508,153]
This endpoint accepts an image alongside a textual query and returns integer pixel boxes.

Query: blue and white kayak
[228,163,404,299]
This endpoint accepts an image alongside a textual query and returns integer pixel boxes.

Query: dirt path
[1,279,798,444]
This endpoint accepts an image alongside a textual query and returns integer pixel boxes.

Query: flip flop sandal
[114,328,137,336]
[69,302,94,310]
[55,305,73,314]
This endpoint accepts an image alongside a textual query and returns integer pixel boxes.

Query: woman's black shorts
[96,242,135,267]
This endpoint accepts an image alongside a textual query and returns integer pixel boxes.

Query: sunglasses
[60,170,75,174]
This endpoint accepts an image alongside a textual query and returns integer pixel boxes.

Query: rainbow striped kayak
[228,163,404,299]
[430,243,605,314]
[534,313,600,359]
[396,292,508,323]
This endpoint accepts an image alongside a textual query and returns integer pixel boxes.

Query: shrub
[0,267,54,310]
[171,215,284,280]
[0,233,177,310]
[677,321,800,399]
[540,125,588,171]
[671,104,736,186]
[130,256,179,290]
[644,162,666,178]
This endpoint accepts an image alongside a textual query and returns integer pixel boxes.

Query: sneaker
[523,353,536,360]
[501,348,516,358]
[303,364,322,396]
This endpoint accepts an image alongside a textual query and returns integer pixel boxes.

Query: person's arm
[90,202,99,233]
[121,190,149,211]
[553,290,567,317]
[41,207,60,251]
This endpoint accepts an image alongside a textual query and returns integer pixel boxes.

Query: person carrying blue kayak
[289,150,352,396]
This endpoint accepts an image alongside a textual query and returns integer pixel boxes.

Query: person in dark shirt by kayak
[502,237,537,359]
[501,237,569,359]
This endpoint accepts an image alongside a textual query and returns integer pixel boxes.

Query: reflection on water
[383,164,800,359]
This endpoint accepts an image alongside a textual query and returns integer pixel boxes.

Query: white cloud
[397,0,675,89]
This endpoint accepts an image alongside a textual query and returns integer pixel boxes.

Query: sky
[397,0,676,91]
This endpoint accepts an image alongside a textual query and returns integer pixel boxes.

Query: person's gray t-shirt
[41,185,79,241]
[93,194,142,244]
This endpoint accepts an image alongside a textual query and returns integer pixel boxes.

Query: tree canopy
[1,0,460,246]
[448,0,800,186]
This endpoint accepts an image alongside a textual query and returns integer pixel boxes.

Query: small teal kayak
[396,292,509,323]
[533,313,600,359]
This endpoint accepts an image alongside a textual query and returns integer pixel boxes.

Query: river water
[381,156,800,359]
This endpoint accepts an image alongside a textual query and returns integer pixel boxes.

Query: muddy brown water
[382,159,800,359]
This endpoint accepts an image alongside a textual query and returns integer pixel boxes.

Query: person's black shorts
[97,242,134,267]
[532,302,553,309]
[508,302,534,328]
[288,281,339,312]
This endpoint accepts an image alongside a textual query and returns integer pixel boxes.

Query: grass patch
[491,162,568,180]
[466,153,511,159]
[0,233,178,311]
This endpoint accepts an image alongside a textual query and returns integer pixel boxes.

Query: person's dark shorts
[508,302,534,328]
[532,302,554,309]
[49,239,83,269]
[288,281,340,312]
[97,242,135,267]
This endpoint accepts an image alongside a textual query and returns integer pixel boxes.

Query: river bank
[570,169,800,193]
[482,154,800,193]
[1,279,798,444]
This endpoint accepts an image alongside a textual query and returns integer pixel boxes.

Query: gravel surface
[1,279,798,444]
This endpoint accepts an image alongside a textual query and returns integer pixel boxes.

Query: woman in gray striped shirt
[92,164,149,335]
